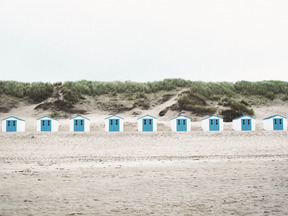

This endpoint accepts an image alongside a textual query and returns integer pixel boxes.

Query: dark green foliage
[188,81,236,99]
[162,93,175,102]
[220,110,242,122]
[220,99,254,122]
[27,82,54,103]
[186,105,216,115]
[282,95,288,101]
[240,99,249,106]
[53,100,73,112]
[235,80,288,99]
[228,99,254,116]
[133,99,150,110]
[177,88,215,116]
[159,109,168,116]
[60,79,192,96]
[34,102,53,110]
[0,81,54,103]
[136,92,147,99]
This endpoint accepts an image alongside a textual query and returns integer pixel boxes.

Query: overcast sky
[0,0,288,83]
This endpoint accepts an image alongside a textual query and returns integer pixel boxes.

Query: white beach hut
[263,114,287,131]
[137,115,157,132]
[201,115,223,131]
[2,116,25,132]
[105,115,124,132]
[170,115,191,132]
[69,115,90,132]
[232,115,255,131]
[37,116,58,132]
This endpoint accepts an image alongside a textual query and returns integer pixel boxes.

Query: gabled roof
[105,115,124,120]
[37,116,58,121]
[202,115,223,120]
[233,115,255,120]
[69,115,90,120]
[2,116,25,121]
[137,114,157,120]
[170,115,191,120]
[263,114,287,120]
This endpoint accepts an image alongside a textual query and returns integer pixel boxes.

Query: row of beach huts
[1,114,287,132]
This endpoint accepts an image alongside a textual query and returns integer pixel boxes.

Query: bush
[220,109,242,122]
[159,109,168,116]
[229,99,254,116]
[0,81,54,102]
[162,93,175,102]
[235,80,288,98]
[133,99,150,110]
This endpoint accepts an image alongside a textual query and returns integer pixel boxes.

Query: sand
[1,131,288,216]
[1,102,288,215]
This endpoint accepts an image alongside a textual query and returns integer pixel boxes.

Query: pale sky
[0,0,288,83]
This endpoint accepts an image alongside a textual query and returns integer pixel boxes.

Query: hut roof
[105,115,124,120]
[137,115,157,120]
[2,116,25,121]
[202,115,223,120]
[170,115,191,120]
[263,114,287,120]
[70,115,90,120]
[37,116,58,121]
[233,115,255,120]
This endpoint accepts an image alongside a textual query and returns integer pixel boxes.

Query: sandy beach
[1,130,288,216]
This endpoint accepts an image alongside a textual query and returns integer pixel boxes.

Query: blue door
[273,118,283,130]
[41,120,51,131]
[241,119,251,131]
[109,119,120,132]
[209,119,219,131]
[143,119,153,131]
[177,119,187,131]
[74,119,84,131]
[6,120,17,132]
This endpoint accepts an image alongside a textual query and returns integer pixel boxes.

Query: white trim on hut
[69,115,90,132]
[263,115,287,131]
[105,115,124,132]
[232,115,255,131]
[36,116,58,132]
[201,115,223,131]
[2,116,26,132]
[170,115,191,132]
[137,115,157,132]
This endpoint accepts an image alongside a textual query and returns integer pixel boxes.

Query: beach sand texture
[1,131,288,216]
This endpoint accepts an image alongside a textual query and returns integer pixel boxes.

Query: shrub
[162,93,175,102]
[220,109,242,122]
[228,99,254,116]
[159,109,168,116]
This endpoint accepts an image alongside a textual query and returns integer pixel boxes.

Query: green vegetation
[1,79,288,120]
[0,81,54,103]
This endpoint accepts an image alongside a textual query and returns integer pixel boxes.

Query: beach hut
[137,115,157,132]
[170,115,191,132]
[2,116,25,132]
[232,115,255,131]
[201,115,223,131]
[105,115,124,132]
[37,116,58,132]
[263,115,287,131]
[69,115,90,132]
